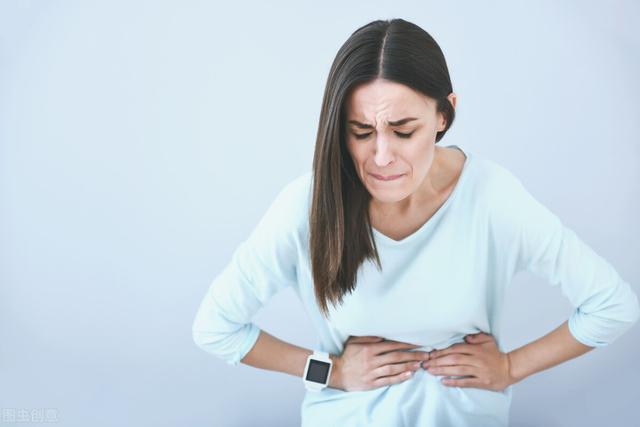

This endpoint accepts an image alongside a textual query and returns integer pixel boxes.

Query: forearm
[507,319,594,384]
[240,329,343,388]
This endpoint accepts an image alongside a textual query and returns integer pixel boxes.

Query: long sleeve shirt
[192,144,640,427]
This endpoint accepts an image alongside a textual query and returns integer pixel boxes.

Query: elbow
[192,323,227,360]
[191,310,216,352]
[193,331,223,359]
[192,325,209,351]
[191,313,259,366]
[192,315,221,353]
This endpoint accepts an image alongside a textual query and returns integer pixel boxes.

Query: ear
[448,92,457,110]
[436,111,448,132]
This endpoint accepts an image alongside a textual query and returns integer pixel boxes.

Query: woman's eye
[354,132,372,140]
[353,131,414,140]
[395,131,414,139]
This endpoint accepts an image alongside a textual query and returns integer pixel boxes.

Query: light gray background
[1,1,639,426]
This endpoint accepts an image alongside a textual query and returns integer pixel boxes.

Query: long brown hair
[309,18,456,318]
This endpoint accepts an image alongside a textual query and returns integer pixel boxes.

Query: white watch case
[303,350,333,391]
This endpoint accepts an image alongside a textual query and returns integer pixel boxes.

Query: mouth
[370,173,405,181]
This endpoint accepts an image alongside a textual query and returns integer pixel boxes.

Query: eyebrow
[347,117,418,129]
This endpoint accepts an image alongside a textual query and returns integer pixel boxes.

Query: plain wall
[1,1,638,426]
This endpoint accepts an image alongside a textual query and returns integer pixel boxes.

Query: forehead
[345,78,433,119]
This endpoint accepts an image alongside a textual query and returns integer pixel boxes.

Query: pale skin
[344,78,462,241]
[241,77,594,392]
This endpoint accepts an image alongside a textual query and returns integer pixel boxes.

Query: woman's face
[344,78,456,205]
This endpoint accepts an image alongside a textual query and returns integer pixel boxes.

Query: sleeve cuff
[228,323,262,366]
[568,308,605,348]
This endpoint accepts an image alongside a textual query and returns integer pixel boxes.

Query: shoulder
[278,170,312,213]
[283,170,313,198]
[465,153,526,204]
[469,153,561,233]
[264,170,312,233]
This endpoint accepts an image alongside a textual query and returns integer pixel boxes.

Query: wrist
[506,350,523,384]
[328,353,343,390]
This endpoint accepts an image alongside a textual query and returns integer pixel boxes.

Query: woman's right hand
[329,335,432,391]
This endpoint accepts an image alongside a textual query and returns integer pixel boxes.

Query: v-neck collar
[370,144,471,246]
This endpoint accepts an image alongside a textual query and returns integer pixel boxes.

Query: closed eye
[353,131,414,140]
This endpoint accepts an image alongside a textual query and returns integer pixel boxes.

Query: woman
[192,18,640,426]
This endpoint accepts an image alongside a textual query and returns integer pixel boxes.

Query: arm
[424,321,594,389]
[192,173,424,391]
[239,329,343,389]
[507,319,592,384]
[492,167,640,381]
[192,176,306,366]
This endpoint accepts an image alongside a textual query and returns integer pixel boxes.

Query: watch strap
[313,350,329,359]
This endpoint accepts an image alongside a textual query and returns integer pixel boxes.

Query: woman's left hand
[422,332,515,391]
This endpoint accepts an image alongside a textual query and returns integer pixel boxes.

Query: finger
[347,335,385,344]
[376,350,431,367]
[370,368,416,388]
[373,340,423,355]
[425,365,476,377]
[423,354,480,368]
[370,360,422,379]
[465,333,494,344]
[440,376,485,388]
[429,343,477,359]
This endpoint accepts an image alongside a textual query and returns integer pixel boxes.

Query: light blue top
[192,145,640,426]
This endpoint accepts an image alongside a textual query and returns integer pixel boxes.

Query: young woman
[192,18,640,426]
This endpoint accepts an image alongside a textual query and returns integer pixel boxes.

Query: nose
[373,136,395,167]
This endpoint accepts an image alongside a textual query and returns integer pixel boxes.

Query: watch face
[305,359,331,384]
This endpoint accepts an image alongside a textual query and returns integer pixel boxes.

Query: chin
[368,188,410,203]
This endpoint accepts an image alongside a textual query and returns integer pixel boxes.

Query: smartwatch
[303,350,333,392]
